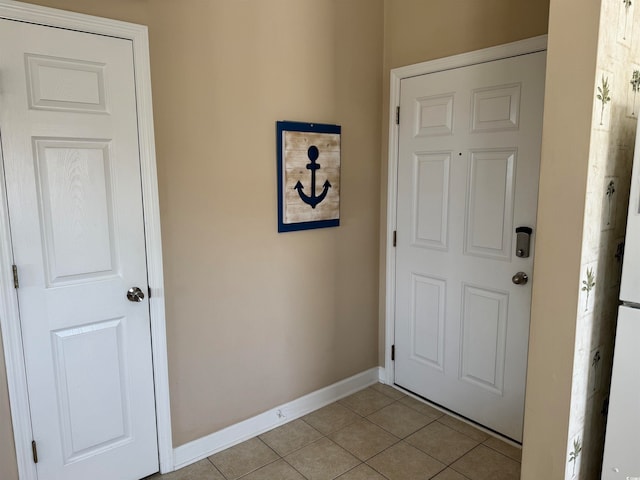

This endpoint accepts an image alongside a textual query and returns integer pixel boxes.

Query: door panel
[394,51,546,442]
[471,84,520,132]
[25,54,108,113]
[0,19,158,480]
[410,273,446,371]
[465,149,515,259]
[52,318,130,462]
[35,139,116,283]
[413,152,450,249]
[415,94,455,137]
[460,284,508,394]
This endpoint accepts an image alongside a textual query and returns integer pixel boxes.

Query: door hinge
[148,286,151,299]
[396,106,400,125]
[393,231,397,247]
[391,344,395,361]
[32,440,38,464]
[12,264,18,288]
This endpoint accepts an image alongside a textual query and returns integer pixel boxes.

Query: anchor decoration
[294,145,332,209]
[276,120,340,232]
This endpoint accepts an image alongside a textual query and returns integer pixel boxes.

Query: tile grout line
[448,443,521,480]
[448,443,484,479]
[264,421,365,480]
[280,454,313,480]
[198,385,520,480]
[317,388,465,477]
[480,438,522,463]
[204,456,228,480]
[288,388,401,480]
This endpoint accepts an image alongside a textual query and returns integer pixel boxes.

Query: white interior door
[394,51,546,442]
[0,18,158,480]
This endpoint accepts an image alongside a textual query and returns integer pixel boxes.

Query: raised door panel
[410,274,446,372]
[465,149,516,260]
[414,94,454,137]
[459,285,508,395]
[25,54,108,113]
[52,318,131,462]
[34,139,117,285]
[412,152,450,250]
[471,84,521,132]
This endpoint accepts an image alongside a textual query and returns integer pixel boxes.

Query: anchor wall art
[276,121,341,232]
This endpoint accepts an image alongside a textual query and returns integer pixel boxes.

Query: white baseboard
[172,367,383,471]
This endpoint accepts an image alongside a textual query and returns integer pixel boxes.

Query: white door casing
[385,37,547,442]
[0,2,172,479]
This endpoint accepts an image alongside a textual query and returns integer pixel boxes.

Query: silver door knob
[512,272,529,285]
[126,287,145,302]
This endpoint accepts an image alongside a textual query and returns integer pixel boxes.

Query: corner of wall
[521,0,603,478]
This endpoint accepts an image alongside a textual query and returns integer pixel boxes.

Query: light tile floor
[151,384,521,480]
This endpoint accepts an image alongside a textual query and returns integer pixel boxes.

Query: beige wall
[558,0,639,477]
[147,0,383,444]
[520,0,602,478]
[0,0,384,472]
[383,0,551,71]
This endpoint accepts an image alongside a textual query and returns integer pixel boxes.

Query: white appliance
[601,129,640,480]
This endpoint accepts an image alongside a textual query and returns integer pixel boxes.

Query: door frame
[384,35,548,386]
[0,1,173,478]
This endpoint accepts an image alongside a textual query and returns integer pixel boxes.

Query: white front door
[394,51,546,441]
[0,18,158,480]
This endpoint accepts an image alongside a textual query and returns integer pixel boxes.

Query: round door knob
[126,287,145,302]
[512,272,529,285]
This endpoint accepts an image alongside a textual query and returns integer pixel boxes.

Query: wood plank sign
[277,121,341,232]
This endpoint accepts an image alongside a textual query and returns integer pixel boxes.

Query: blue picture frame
[277,121,341,232]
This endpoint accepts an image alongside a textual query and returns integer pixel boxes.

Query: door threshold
[393,383,522,448]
